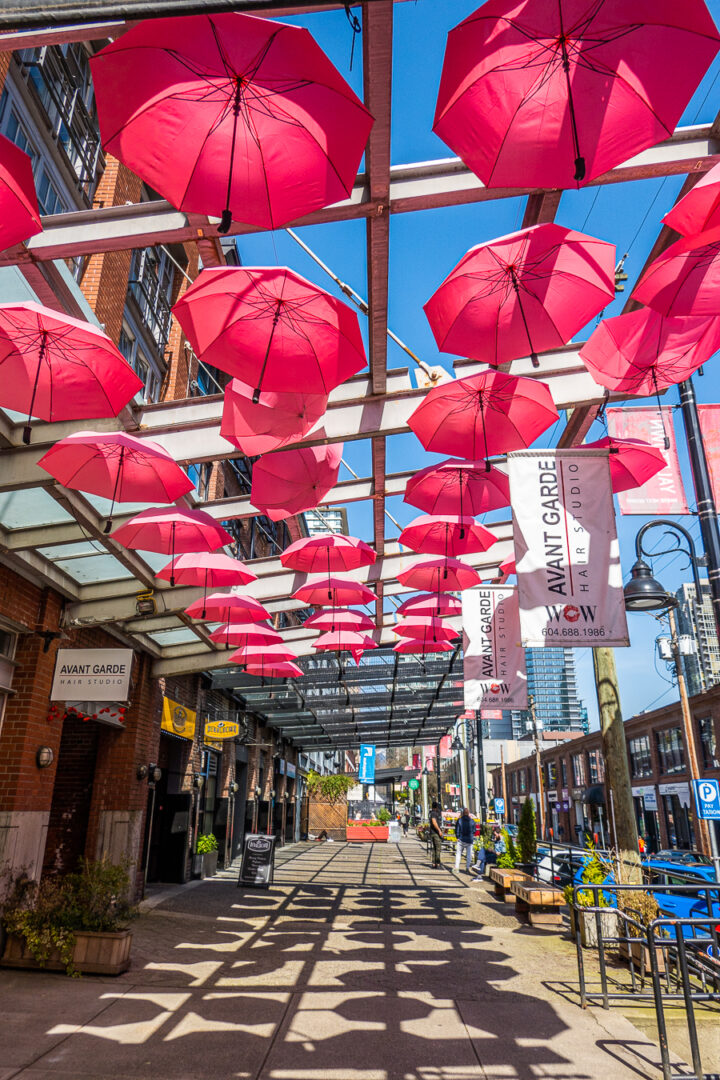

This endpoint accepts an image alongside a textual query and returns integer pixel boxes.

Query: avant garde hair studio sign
[50,649,134,702]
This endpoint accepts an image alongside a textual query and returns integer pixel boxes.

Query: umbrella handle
[23,331,48,445]
[104,443,125,533]
[253,303,283,403]
[170,522,175,587]
[558,17,585,182]
[219,81,243,235]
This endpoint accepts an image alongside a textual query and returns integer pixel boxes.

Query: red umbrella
[0,302,143,444]
[663,161,720,236]
[209,623,281,647]
[112,509,232,577]
[91,13,373,232]
[157,552,257,616]
[404,459,510,518]
[632,227,720,318]
[220,378,327,457]
[185,592,270,623]
[584,436,666,494]
[393,637,454,655]
[292,576,375,607]
[424,224,614,368]
[434,1,719,190]
[499,556,516,577]
[313,630,377,664]
[38,430,194,531]
[399,515,498,558]
[0,133,42,252]
[231,642,297,665]
[304,609,375,632]
[393,616,459,643]
[398,557,482,592]
[251,443,342,522]
[281,533,376,573]
[395,594,462,618]
[408,371,559,462]
[243,660,304,679]
[175,266,366,398]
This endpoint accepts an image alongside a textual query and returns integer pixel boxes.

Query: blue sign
[494,797,505,816]
[358,744,376,784]
[693,779,720,820]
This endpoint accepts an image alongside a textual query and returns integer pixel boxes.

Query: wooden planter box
[619,937,666,974]
[1,929,132,976]
[346,825,389,842]
[570,906,619,947]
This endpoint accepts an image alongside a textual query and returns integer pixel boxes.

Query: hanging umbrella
[0,302,143,444]
[433,0,720,190]
[407,370,558,462]
[398,515,498,558]
[663,161,720,236]
[37,430,195,532]
[393,616,459,643]
[292,576,375,607]
[304,608,375,632]
[231,642,297,665]
[424,224,614,368]
[185,592,270,623]
[281,533,376,573]
[175,267,366,399]
[220,378,327,457]
[251,443,342,521]
[243,660,304,679]
[157,552,256,617]
[393,637,454,655]
[0,133,42,252]
[404,458,510,519]
[584,436,666,494]
[395,594,462,618]
[632,227,720,318]
[499,556,516,577]
[209,622,281,647]
[112,509,232,582]
[398,556,482,592]
[313,630,377,664]
[91,12,373,232]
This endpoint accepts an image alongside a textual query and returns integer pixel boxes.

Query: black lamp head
[623,558,677,613]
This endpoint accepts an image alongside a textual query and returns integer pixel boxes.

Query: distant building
[511,648,588,739]
[303,506,349,536]
[674,581,720,697]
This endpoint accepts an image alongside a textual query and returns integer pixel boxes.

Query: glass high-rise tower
[509,648,588,739]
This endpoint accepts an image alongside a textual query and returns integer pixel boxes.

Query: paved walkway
[0,839,673,1080]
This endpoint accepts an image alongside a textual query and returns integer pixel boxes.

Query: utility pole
[500,743,508,813]
[592,647,642,884]
[528,695,546,840]
[436,742,443,811]
[475,711,486,820]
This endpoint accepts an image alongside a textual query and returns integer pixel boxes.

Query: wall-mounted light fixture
[36,746,54,769]
[137,763,162,783]
[229,781,239,795]
[270,788,276,799]
[135,591,156,617]
[254,785,262,797]
[193,772,204,790]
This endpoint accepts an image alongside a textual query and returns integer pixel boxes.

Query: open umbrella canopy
[0,133,42,252]
[585,436,667,494]
[209,622,282,646]
[281,533,376,573]
[408,371,558,461]
[251,443,343,522]
[292,576,375,607]
[398,556,482,592]
[392,616,459,643]
[220,378,327,457]
[230,642,297,665]
[393,637,454,655]
[395,593,462,618]
[304,608,375,632]
[185,592,270,623]
[399,515,498,558]
[112,507,232,557]
[174,267,366,398]
[156,552,256,588]
[404,458,510,516]
[663,160,720,236]
[433,0,719,190]
[632,227,720,317]
[91,12,373,232]
[0,302,143,444]
[424,224,614,368]
[499,556,517,577]
[313,630,377,652]
[243,660,304,679]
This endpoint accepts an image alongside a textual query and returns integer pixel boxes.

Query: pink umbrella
[243,660,304,679]
[292,576,375,607]
[220,378,327,457]
[38,430,194,531]
[157,552,257,616]
[404,459,510,518]
[112,509,232,579]
[393,637,454,655]
[304,608,375,632]
[0,302,143,443]
[632,227,720,318]
[663,161,720,236]
[499,556,516,577]
[0,133,42,252]
[91,13,373,232]
[395,594,462,618]
[399,515,498,558]
[251,443,342,522]
[408,371,559,462]
[434,1,720,190]
[313,630,377,665]
[393,616,459,643]
[398,557,482,592]
[584,436,666,494]
[231,642,297,665]
[424,224,614,368]
[281,533,376,573]
[209,622,281,647]
[185,592,270,623]
[174,267,366,399]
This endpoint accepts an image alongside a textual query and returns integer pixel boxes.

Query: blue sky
[235,0,720,729]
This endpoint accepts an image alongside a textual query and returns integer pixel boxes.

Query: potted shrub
[616,889,664,972]
[565,847,618,947]
[1,859,136,976]
[496,828,518,870]
[195,833,219,878]
[515,798,538,876]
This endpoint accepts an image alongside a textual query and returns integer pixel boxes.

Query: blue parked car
[643,858,720,929]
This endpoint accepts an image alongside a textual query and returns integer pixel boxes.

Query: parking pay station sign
[358,744,376,784]
[693,779,720,820]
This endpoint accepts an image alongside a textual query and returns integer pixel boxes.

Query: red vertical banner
[606,407,689,514]
[697,405,720,506]
[439,735,452,758]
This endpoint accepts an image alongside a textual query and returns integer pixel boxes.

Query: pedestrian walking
[429,800,443,868]
[454,807,475,872]
[401,810,409,836]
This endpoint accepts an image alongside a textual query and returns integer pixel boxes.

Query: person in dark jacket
[429,801,443,868]
[454,807,475,872]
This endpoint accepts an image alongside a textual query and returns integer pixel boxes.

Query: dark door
[43,713,98,875]
[148,791,192,883]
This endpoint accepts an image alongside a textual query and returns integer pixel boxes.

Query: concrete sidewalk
[0,838,674,1080]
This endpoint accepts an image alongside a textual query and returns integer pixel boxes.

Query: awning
[582,784,606,806]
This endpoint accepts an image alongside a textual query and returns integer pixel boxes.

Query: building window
[588,751,599,784]
[572,754,586,786]
[511,771,518,794]
[118,321,159,403]
[546,761,557,789]
[655,728,686,775]
[560,759,568,788]
[629,735,652,778]
[519,769,526,793]
[0,628,18,738]
[0,93,66,215]
[127,247,175,352]
[698,716,719,769]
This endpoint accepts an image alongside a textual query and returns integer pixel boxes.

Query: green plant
[375,807,391,824]
[517,798,537,864]
[307,771,355,802]
[563,843,607,907]
[196,833,218,854]
[616,889,660,936]
[496,828,517,869]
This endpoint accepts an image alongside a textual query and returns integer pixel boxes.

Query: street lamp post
[528,695,546,841]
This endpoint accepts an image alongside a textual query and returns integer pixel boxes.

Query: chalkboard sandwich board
[238,832,276,889]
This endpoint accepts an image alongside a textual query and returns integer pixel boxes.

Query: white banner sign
[508,449,629,648]
[51,649,134,702]
[462,586,528,710]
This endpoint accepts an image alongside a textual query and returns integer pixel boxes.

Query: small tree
[518,797,537,865]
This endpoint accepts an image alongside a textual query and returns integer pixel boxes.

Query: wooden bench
[488,866,531,900]
[511,878,566,927]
